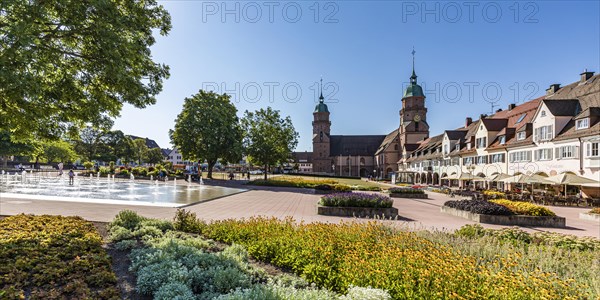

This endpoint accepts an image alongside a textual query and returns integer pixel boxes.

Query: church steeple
[403,48,424,99]
[319,78,324,102]
[410,48,417,84]
[314,77,329,113]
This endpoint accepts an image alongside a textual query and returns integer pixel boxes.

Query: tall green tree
[43,140,78,163]
[103,130,133,162]
[241,107,298,180]
[74,127,104,161]
[146,148,164,165]
[0,130,34,168]
[132,138,149,166]
[170,90,243,179]
[0,0,171,140]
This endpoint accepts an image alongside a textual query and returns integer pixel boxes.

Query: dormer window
[541,111,546,117]
[476,137,487,148]
[517,131,526,141]
[455,144,460,151]
[534,125,553,142]
[499,135,506,145]
[576,118,589,130]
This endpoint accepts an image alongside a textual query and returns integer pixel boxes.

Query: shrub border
[390,193,428,199]
[441,206,566,228]
[317,204,399,218]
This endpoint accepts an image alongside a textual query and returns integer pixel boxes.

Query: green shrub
[589,207,600,215]
[388,187,424,194]
[353,186,382,191]
[99,166,110,175]
[83,161,94,170]
[154,282,195,300]
[333,184,352,192]
[120,169,130,176]
[111,210,146,230]
[174,209,205,233]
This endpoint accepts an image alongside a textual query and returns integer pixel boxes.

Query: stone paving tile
[1,184,598,238]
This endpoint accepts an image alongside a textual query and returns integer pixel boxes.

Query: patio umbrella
[545,173,599,186]
[545,173,599,197]
[456,173,481,181]
[486,173,511,182]
[499,174,553,184]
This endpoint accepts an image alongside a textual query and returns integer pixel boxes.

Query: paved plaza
[1,181,598,238]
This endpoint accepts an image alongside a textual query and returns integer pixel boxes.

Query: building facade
[401,71,599,196]
[308,61,430,179]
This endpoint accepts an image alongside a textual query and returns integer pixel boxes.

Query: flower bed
[318,193,398,218]
[490,199,556,216]
[108,210,391,299]
[0,214,119,299]
[248,177,382,192]
[319,192,393,208]
[442,200,564,228]
[388,187,427,199]
[444,200,513,215]
[456,224,600,251]
[191,216,588,299]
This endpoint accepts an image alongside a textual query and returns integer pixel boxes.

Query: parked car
[249,170,263,175]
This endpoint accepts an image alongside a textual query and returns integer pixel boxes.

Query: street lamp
[467,164,475,190]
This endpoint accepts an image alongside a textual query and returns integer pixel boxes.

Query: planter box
[390,193,428,199]
[441,206,566,228]
[579,213,600,223]
[317,205,398,218]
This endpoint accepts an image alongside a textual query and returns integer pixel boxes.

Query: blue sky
[113,1,600,152]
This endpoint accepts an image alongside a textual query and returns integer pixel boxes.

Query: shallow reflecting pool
[0,174,245,207]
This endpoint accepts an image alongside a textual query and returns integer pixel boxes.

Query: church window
[394,144,398,150]
[415,122,419,131]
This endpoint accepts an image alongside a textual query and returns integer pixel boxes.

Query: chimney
[465,117,472,128]
[496,108,503,113]
[580,69,594,82]
[508,103,516,110]
[546,84,561,95]
[479,113,488,119]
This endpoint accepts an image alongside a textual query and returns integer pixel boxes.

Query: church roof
[403,83,425,98]
[314,101,329,113]
[330,135,386,156]
[375,129,399,155]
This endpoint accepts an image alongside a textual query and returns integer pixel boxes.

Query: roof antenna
[490,101,498,114]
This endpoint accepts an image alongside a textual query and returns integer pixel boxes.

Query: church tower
[399,50,429,146]
[312,79,331,173]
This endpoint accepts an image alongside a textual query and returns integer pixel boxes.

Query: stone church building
[309,63,430,180]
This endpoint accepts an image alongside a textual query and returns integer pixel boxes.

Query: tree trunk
[264,164,268,180]
[207,161,215,179]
